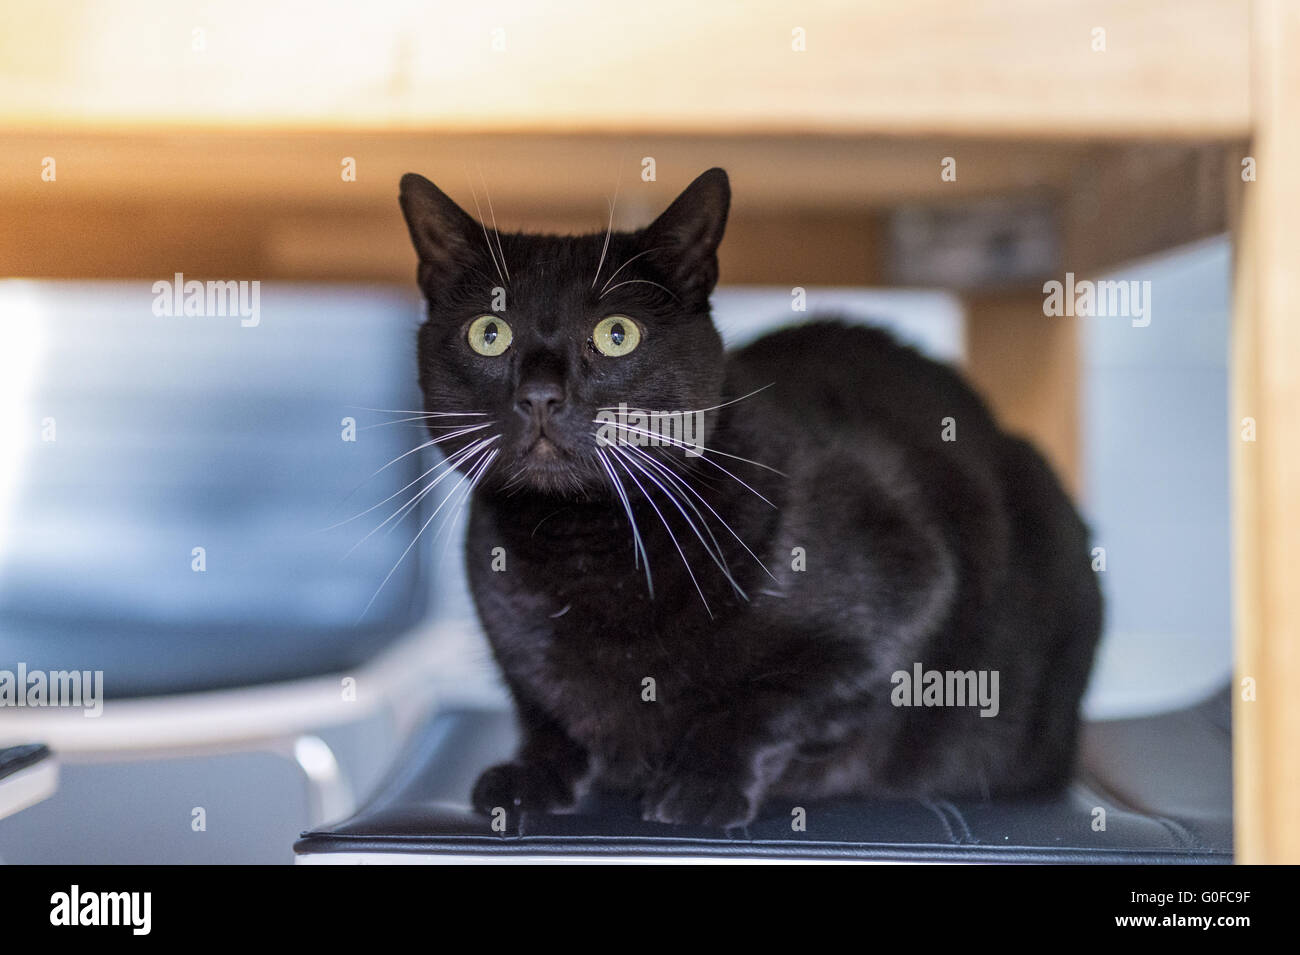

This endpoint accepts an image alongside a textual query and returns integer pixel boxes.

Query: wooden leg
[1231,0,1300,865]
[964,291,1080,497]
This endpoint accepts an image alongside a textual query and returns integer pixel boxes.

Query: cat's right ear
[641,167,730,306]
[399,173,480,292]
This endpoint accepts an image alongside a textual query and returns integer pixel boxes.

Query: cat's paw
[471,761,574,815]
[641,773,758,829]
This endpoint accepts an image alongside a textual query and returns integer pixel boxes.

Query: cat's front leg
[472,697,589,816]
[642,708,798,828]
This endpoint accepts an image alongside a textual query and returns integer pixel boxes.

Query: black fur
[398,167,1102,827]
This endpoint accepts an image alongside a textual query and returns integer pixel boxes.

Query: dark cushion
[294,688,1232,862]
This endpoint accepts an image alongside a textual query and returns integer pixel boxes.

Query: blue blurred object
[0,281,439,696]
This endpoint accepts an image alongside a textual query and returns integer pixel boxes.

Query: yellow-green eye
[468,315,512,356]
[592,316,641,357]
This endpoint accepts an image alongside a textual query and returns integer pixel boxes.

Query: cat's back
[723,318,1001,452]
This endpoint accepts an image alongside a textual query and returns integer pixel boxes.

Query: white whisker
[597,448,653,597]
[597,383,775,416]
[346,436,498,558]
[345,406,488,417]
[365,423,491,480]
[599,246,666,295]
[323,441,477,534]
[609,447,712,618]
[436,445,498,569]
[616,445,746,600]
[591,164,624,289]
[598,278,678,302]
[479,168,510,282]
[380,436,498,538]
[595,421,784,496]
[465,169,506,287]
[359,416,490,431]
[359,439,496,620]
[625,443,776,584]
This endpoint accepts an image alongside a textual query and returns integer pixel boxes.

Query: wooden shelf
[0,1,1249,138]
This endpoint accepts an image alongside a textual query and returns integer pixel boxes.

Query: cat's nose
[515,380,565,422]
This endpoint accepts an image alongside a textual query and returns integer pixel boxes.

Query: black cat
[398,167,1102,828]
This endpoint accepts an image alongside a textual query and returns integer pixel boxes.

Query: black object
[0,744,51,783]
[295,688,1232,863]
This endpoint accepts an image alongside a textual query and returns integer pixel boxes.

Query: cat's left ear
[642,168,730,304]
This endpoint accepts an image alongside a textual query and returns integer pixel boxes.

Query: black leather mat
[295,689,1232,863]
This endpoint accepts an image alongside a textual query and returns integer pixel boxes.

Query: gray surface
[0,709,401,865]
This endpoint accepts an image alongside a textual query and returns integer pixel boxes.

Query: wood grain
[964,291,1081,496]
[1232,0,1300,866]
[0,1,1249,138]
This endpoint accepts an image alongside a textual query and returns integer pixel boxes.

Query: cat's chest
[466,495,751,757]
[493,590,696,705]
[494,607,688,773]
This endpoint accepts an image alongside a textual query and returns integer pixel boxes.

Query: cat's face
[400,169,729,497]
